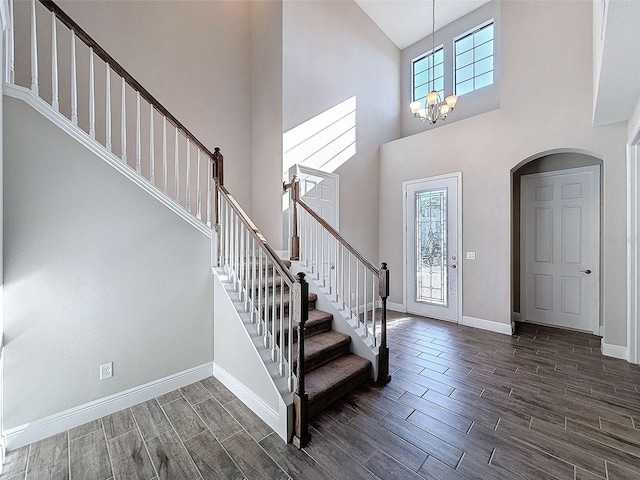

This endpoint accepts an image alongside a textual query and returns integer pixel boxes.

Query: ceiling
[354,0,492,50]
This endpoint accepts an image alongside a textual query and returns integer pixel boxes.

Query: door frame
[402,172,463,323]
[520,165,601,335]
[290,164,339,230]
[628,139,639,364]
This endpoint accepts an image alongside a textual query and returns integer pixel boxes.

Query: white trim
[601,339,629,360]
[387,302,406,313]
[628,142,639,364]
[212,363,279,431]
[3,84,212,238]
[3,362,214,450]
[402,172,463,324]
[461,315,513,336]
[600,325,605,337]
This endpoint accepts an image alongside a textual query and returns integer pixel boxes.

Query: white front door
[405,174,461,322]
[291,165,339,229]
[521,166,600,333]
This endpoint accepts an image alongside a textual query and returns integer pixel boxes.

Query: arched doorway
[511,150,603,333]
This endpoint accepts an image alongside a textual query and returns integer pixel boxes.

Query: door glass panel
[415,188,448,306]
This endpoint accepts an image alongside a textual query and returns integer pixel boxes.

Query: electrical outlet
[100,362,113,380]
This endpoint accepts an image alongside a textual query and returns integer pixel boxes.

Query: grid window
[412,47,444,108]
[455,23,494,96]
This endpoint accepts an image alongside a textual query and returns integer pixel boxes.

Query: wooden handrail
[39,0,215,160]
[296,197,379,276]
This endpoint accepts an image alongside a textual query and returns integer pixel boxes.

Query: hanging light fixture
[410,0,458,125]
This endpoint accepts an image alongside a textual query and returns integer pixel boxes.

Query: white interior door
[405,174,461,322]
[291,165,339,229]
[521,166,600,333]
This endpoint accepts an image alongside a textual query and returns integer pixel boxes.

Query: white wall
[283,0,401,262]
[251,0,284,247]
[3,97,213,429]
[55,0,253,213]
[379,0,628,346]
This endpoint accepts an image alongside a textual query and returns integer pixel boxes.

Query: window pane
[414,56,429,74]
[415,188,448,306]
[434,77,444,94]
[475,40,493,61]
[414,70,430,88]
[456,78,474,96]
[434,48,444,64]
[414,84,429,100]
[474,24,493,45]
[433,63,444,78]
[455,34,473,55]
[456,64,473,83]
[474,71,493,89]
[456,49,473,68]
[475,56,493,76]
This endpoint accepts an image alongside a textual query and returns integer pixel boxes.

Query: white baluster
[348,251,352,313]
[30,0,38,95]
[363,267,368,337]
[105,67,111,151]
[257,249,263,334]
[7,0,15,83]
[196,149,202,219]
[355,261,359,321]
[162,117,167,192]
[149,107,155,184]
[89,48,95,139]
[251,236,256,322]
[271,267,276,360]
[186,141,191,211]
[288,288,294,392]
[51,12,58,110]
[279,276,285,376]
[121,78,127,162]
[207,156,212,226]
[70,32,77,125]
[174,128,179,201]
[135,92,141,173]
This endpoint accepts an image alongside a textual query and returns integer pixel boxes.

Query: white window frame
[411,44,444,106]
[453,19,495,96]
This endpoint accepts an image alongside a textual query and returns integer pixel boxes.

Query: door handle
[580,269,592,274]
[449,264,457,269]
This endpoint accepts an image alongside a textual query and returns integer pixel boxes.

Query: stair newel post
[293,271,311,448]
[284,176,301,261]
[377,262,391,385]
[212,147,223,265]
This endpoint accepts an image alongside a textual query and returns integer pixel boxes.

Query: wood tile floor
[3,312,640,479]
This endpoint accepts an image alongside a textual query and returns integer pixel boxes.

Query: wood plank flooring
[3,313,640,479]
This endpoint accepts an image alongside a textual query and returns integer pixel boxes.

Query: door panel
[405,174,461,322]
[522,166,599,333]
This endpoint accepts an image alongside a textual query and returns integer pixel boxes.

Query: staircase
[268,263,372,420]
[7,0,390,449]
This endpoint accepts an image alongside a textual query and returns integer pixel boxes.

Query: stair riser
[306,367,370,419]
[294,342,351,374]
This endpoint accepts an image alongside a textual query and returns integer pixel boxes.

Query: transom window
[412,47,444,108]
[455,22,494,96]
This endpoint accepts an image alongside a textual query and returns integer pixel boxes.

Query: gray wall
[379,0,628,346]
[54,0,253,213]
[283,0,401,261]
[3,97,213,429]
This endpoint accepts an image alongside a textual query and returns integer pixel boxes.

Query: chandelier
[410,0,458,125]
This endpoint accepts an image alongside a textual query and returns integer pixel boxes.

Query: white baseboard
[601,339,629,360]
[3,362,214,451]
[599,326,605,337]
[461,315,513,336]
[213,363,280,433]
[387,302,405,312]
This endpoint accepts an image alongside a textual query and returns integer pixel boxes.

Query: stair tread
[293,330,350,364]
[305,354,371,404]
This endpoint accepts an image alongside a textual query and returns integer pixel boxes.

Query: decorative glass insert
[412,47,444,108]
[455,22,494,96]
[415,188,448,306]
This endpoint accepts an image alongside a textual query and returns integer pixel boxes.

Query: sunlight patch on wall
[283,96,357,177]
